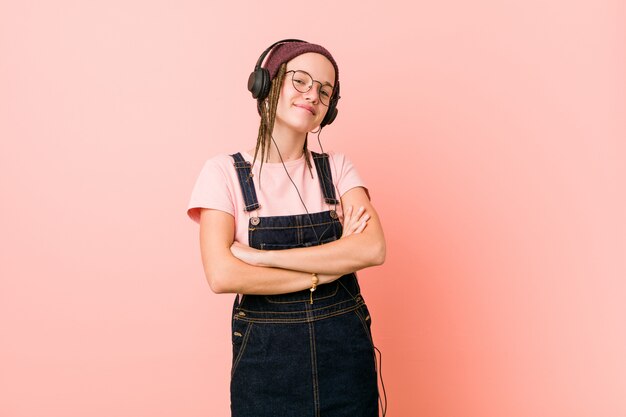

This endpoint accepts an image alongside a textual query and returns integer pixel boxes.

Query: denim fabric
[311,152,340,205]
[229,154,379,417]
[231,152,260,212]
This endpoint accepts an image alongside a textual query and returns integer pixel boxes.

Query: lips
[294,103,316,115]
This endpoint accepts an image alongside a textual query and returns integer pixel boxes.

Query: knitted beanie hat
[264,41,339,84]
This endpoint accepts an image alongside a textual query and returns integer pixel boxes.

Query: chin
[277,116,317,133]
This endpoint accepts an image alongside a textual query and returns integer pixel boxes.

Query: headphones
[247,39,340,127]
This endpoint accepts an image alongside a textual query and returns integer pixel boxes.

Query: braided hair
[251,63,314,183]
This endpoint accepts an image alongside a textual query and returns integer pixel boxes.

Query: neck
[258,122,307,163]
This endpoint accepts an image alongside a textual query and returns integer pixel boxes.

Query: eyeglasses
[285,70,334,106]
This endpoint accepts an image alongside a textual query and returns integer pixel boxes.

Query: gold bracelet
[309,273,319,304]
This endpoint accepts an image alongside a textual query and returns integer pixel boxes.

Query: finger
[349,213,364,231]
[341,206,353,237]
[343,205,353,223]
[355,217,368,234]
[345,221,362,237]
[346,206,362,223]
[352,206,366,222]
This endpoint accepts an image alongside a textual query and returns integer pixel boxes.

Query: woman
[187,39,386,417]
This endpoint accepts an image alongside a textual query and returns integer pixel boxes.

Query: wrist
[317,273,340,285]
[261,248,276,268]
[309,273,319,304]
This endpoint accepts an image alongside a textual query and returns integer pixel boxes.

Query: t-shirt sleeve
[329,152,371,200]
[186,155,235,223]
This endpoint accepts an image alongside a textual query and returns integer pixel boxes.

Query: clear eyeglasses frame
[285,70,334,107]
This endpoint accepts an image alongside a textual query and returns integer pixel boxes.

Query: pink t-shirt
[187,150,367,246]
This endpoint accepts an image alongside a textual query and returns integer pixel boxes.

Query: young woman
[187,39,386,417]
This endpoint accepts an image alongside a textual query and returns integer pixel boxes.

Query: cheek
[275,95,291,118]
[277,87,293,107]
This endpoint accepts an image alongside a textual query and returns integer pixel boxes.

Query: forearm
[204,248,338,295]
[199,208,338,295]
[262,232,385,275]
[231,193,387,276]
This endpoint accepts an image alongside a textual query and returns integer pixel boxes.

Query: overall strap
[311,152,340,205]
[230,153,260,212]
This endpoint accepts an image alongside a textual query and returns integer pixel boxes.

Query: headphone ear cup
[247,68,271,100]
[320,93,339,127]
[320,82,340,127]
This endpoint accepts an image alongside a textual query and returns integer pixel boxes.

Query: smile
[294,104,316,115]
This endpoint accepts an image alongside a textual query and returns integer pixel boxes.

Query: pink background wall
[1,1,625,416]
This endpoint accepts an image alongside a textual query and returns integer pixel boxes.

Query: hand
[230,241,267,266]
[341,205,370,238]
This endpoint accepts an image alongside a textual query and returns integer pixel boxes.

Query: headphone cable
[270,136,325,244]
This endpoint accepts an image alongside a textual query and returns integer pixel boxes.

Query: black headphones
[247,39,340,127]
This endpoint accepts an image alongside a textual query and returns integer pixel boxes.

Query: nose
[303,82,322,104]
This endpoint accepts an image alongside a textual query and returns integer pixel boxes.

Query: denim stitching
[231,321,253,378]
[258,235,336,250]
[241,172,259,211]
[235,304,359,320]
[307,312,321,417]
[337,279,358,299]
[355,306,381,415]
[233,305,362,324]
[248,220,338,230]
[312,152,340,205]
[231,153,260,212]
[239,295,359,314]
[355,307,375,347]
[296,215,302,246]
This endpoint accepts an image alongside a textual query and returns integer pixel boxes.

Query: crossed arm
[198,186,385,295]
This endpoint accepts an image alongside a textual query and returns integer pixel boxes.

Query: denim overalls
[229,152,379,417]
